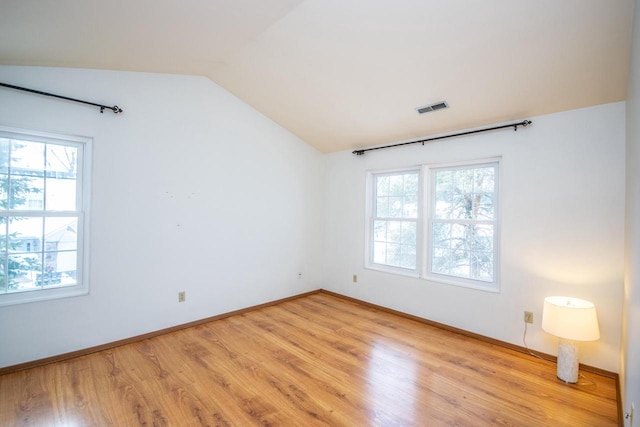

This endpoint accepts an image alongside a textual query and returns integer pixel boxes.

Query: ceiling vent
[416,101,449,114]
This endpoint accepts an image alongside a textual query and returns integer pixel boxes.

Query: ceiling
[0,0,634,153]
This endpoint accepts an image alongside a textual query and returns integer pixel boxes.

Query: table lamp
[541,296,600,383]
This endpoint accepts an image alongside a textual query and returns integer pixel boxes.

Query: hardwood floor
[0,292,619,426]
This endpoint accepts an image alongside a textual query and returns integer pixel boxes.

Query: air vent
[416,101,449,114]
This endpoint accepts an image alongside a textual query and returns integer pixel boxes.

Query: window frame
[424,159,501,292]
[365,167,422,278]
[0,125,91,306]
[365,157,501,292]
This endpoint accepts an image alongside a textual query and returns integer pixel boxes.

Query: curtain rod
[0,82,123,114]
[352,119,532,156]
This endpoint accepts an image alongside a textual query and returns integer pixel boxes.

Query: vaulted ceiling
[0,0,634,153]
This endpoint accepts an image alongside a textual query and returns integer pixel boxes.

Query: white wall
[623,0,640,419]
[0,65,628,378]
[0,66,324,368]
[323,103,626,372]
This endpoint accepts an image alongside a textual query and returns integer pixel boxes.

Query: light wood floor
[0,292,619,426]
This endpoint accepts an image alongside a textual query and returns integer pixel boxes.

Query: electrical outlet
[178,291,186,303]
[353,274,358,283]
[524,311,533,324]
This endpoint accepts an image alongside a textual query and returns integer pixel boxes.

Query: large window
[0,126,91,306]
[367,159,500,291]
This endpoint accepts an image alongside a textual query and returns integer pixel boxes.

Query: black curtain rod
[352,119,532,156]
[0,82,123,114]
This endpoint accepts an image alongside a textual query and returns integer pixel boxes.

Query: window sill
[365,264,420,279]
[423,274,500,293]
[364,265,500,293]
[0,285,88,306]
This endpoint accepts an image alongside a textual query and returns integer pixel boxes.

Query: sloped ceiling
[0,0,634,153]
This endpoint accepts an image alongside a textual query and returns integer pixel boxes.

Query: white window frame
[424,158,501,292]
[365,168,422,278]
[365,157,501,292]
[0,125,91,306]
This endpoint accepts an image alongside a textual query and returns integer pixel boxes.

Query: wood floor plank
[0,292,619,426]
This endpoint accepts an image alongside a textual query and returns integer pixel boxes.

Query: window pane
[0,174,7,211]
[0,257,6,293]
[432,222,451,248]
[454,168,474,194]
[403,195,418,218]
[46,145,77,178]
[7,140,46,211]
[45,177,76,211]
[475,167,495,192]
[375,172,419,220]
[9,217,43,253]
[435,170,453,192]
[376,175,389,196]
[11,140,44,172]
[44,217,78,251]
[388,196,403,218]
[401,221,416,246]
[450,223,468,250]
[386,243,401,266]
[0,140,9,211]
[434,191,453,219]
[404,173,418,195]
[470,224,494,252]
[389,175,404,196]
[451,193,471,220]
[373,241,387,264]
[0,139,10,174]
[10,177,43,210]
[400,245,416,269]
[451,249,470,277]
[43,251,77,287]
[471,251,493,282]
[387,221,401,243]
[8,253,42,292]
[435,166,496,221]
[474,193,494,220]
[376,197,389,217]
[373,220,387,241]
[432,247,450,275]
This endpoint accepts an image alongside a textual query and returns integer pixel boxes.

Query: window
[370,170,420,272]
[366,159,500,291]
[0,126,91,305]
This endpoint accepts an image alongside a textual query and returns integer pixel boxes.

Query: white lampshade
[542,296,600,341]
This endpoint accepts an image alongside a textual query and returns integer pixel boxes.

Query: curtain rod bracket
[100,105,123,114]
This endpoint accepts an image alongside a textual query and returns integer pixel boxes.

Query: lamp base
[557,340,579,383]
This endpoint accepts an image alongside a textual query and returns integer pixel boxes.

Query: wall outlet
[353,274,358,283]
[524,311,533,324]
[178,291,186,303]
